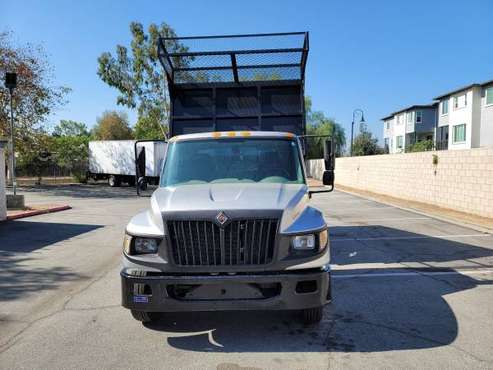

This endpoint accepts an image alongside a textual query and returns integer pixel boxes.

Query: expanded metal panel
[158,32,308,85]
[168,219,278,266]
[174,69,235,84]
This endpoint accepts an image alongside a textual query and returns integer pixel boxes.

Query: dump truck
[121,32,335,324]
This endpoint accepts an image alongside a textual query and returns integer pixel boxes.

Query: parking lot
[0,185,492,369]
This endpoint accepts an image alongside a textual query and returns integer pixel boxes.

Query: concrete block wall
[306,147,493,218]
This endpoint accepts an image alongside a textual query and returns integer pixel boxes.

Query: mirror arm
[308,185,334,198]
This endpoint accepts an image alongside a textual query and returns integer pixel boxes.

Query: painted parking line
[331,233,492,242]
[327,217,431,223]
[332,268,493,279]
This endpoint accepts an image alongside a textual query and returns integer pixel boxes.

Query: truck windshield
[160,138,304,186]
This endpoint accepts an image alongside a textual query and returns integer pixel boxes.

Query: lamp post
[350,108,365,156]
[5,72,17,195]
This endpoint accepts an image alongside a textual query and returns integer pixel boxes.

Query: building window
[407,112,413,123]
[453,94,467,109]
[386,121,390,129]
[453,124,466,143]
[416,111,422,123]
[486,87,493,105]
[396,136,403,149]
[441,100,449,115]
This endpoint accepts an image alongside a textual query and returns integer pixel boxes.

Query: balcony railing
[436,140,448,151]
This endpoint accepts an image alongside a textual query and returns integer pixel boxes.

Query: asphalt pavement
[0,185,492,369]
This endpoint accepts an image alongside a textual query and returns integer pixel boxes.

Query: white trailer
[88,140,167,187]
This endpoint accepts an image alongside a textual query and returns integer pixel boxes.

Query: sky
[3,0,493,143]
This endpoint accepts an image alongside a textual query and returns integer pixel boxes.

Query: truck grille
[167,219,278,266]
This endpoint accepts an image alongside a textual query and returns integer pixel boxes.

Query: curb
[6,205,72,221]
[335,187,493,234]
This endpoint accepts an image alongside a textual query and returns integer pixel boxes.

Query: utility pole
[5,72,17,195]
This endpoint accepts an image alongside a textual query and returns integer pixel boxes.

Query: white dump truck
[121,32,336,325]
[88,140,166,187]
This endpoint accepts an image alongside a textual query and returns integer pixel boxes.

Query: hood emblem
[215,211,229,226]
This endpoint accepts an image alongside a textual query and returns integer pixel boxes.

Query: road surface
[1,185,492,369]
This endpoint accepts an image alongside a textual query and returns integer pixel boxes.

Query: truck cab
[121,32,335,324]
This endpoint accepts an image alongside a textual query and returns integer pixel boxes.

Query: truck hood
[152,183,307,212]
[128,182,326,236]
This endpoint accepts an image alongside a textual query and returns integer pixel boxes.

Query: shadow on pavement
[0,220,101,301]
[18,184,150,200]
[0,221,103,252]
[142,226,493,353]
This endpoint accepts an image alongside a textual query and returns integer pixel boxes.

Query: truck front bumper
[121,266,331,312]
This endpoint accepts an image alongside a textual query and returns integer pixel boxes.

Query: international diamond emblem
[215,211,229,226]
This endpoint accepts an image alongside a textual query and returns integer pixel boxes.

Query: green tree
[53,119,89,137]
[0,31,70,179]
[92,111,133,140]
[52,135,90,182]
[352,130,383,156]
[97,22,187,132]
[15,132,54,184]
[305,97,346,158]
[133,107,167,139]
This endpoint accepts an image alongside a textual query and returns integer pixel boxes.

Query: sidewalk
[335,184,493,233]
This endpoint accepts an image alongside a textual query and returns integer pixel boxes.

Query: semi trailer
[121,32,335,324]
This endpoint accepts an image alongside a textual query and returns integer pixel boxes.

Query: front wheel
[301,306,324,325]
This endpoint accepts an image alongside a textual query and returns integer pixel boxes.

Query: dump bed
[157,32,309,137]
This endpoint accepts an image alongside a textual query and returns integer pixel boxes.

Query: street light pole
[8,89,16,195]
[5,72,17,195]
[350,108,365,156]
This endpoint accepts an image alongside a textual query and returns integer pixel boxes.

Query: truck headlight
[123,235,160,255]
[134,237,159,254]
[291,234,315,250]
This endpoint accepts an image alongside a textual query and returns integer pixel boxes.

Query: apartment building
[435,80,493,150]
[382,104,437,154]
[382,79,493,153]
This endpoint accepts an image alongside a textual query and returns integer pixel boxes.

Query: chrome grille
[167,219,278,266]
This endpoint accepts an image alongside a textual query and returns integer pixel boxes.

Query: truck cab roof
[170,131,297,142]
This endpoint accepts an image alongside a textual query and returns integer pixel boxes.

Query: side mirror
[323,139,335,171]
[135,145,146,196]
[322,170,334,186]
[309,139,335,196]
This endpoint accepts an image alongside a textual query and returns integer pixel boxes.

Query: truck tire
[108,175,121,187]
[127,177,136,187]
[130,270,158,323]
[301,306,324,325]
